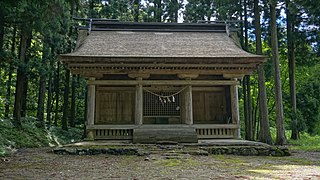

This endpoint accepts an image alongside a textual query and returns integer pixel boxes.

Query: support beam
[86,77,96,139]
[87,80,239,86]
[128,73,150,79]
[184,85,193,125]
[135,84,143,125]
[230,78,240,139]
[178,74,199,79]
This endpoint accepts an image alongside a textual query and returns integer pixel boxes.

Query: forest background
[0,0,319,154]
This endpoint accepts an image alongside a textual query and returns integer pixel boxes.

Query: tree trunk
[89,0,95,18]
[255,0,272,144]
[133,0,140,22]
[0,9,4,56]
[54,61,60,126]
[46,53,53,129]
[155,0,162,22]
[286,0,299,140]
[269,0,287,145]
[13,28,30,128]
[244,0,249,51]
[239,0,244,48]
[37,42,50,128]
[21,33,32,118]
[247,76,254,140]
[70,75,76,127]
[242,0,254,140]
[62,67,70,131]
[5,26,17,118]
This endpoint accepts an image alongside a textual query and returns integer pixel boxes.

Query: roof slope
[64,30,261,59]
[60,22,266,66]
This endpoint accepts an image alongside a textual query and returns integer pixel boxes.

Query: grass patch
[0,117,83,156]
[155,158,200,167]
[263,156,315,165]
[212,154,245,164]
[280,157,314,165]
[288,133,320,151]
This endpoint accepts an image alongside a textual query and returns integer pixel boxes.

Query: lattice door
[143,91,180,117]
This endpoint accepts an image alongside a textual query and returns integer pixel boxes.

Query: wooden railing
[87,125,137,140]
[191,124,239,139]
[94,129,133,140]
[87,124,239,140]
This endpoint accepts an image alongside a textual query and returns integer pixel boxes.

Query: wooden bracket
[223,74,245,80]
[128,73,150,79]
[177,74,199,79]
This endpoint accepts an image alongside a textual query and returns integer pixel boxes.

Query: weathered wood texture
[192,88,228,124]
[87,84,96,126]
[87,80,239,86]
[95,129,133,140]
[184,86,193,125]
[95,89,135,124]
[86,124,238,140]
[143,117,181,124]
[230,82,240,138]
[135,84,143,125]
[132,125,198,143]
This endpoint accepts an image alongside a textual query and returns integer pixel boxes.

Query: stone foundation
[53,145,290,156]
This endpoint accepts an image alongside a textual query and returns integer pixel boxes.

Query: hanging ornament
[167,97,171,103]
[159,96,164,105]
[172,96,175,103]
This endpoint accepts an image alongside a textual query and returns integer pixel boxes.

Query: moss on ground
[155,158,200,167]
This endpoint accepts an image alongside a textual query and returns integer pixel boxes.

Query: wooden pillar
[135,83,143,125]
[86,77,96,139]
[129,74,150,125]
[184,85,193,125]
[178,74,198,126]
[230,78,240,139]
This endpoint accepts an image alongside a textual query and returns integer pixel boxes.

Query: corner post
[86,77,96,139]
[185,85,193,125]
[135,78,143,125]
[230,78,240,139]
[178,74,198,126]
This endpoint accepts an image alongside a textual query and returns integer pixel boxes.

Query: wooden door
[95,90,135,124]
[193,89,227,124]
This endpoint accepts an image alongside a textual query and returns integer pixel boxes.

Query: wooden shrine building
[60,21,266,143]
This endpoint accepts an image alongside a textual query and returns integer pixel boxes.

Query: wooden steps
[132,125,198,143]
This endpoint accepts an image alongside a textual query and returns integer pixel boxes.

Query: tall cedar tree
[70,75,76,127]
[286,0,299,140]
[269,0,288,145]
[13,28,30,128]
[62,68,70,131]
[242,0,254,140]
[37,41,50,128]
[254,0,272,144]
[5,26,17,118]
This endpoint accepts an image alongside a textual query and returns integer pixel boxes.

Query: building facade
[60,21,266,143]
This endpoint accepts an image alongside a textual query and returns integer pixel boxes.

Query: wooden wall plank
[193,88,228,124]
[96,90,134,124]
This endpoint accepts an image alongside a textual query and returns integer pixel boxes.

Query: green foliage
[289,133,320,151]
[184,0,240,22]
[0,117,83,157]
[50,126,83,145]
[0,117,50,156]
[296,65,320,135]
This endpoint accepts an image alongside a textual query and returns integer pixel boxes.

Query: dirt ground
[0,147,319,180]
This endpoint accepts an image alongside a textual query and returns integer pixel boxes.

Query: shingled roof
[60,21,265,64]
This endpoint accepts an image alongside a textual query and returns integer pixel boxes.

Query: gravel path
[0,148,319,179]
